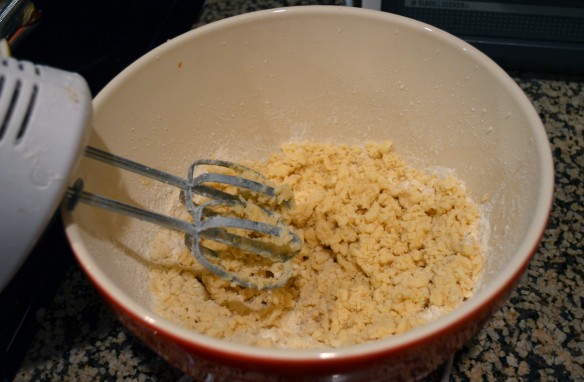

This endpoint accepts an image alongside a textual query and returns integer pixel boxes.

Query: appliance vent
[0,59,41,144]
[15,83,37,144]
[0,77,21,143]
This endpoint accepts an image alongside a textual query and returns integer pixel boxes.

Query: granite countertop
[13,1,584,381]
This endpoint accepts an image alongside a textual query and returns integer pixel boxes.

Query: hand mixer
[0,56,301,291]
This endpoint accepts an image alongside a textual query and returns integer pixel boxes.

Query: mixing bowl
[63,5,554,381]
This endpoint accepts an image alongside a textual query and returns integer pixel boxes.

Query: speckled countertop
[12,1,584,381]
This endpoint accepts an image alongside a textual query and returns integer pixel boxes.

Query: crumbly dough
[149,141,484,348]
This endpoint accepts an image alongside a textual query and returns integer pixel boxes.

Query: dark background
[0,1,205,380]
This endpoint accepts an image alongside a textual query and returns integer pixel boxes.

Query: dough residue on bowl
[149,141,484,348]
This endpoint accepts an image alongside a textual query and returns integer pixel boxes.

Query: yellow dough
[149,141,484,349]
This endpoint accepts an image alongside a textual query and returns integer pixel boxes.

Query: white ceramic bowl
[63,6,554,381]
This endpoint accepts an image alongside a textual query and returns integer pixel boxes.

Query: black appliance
[368,0,584,74]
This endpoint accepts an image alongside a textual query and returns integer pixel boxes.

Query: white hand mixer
[0,56,300,292]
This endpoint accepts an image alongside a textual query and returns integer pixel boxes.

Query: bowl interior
[64,6,552,357]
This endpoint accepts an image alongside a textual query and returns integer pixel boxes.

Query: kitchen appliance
[0,55,300,295]
[0,56,92,292]
[361,0,584,73]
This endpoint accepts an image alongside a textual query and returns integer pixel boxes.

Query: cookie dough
[149,141,484,348]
